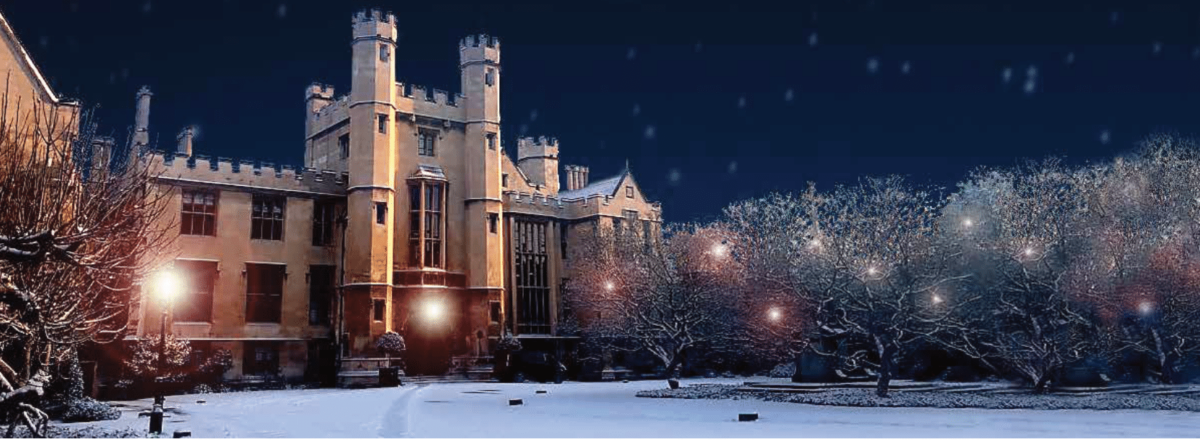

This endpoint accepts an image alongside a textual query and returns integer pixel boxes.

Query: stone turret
[176,126,194,157]
[517,136,559,194]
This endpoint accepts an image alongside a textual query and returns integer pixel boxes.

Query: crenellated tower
[517,136,560,194]
[459,34,505,290]
[344,9,398,353]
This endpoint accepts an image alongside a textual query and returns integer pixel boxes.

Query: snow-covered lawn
[61,379,1200,438]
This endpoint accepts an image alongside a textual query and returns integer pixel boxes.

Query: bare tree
[944,160,1103,392]
[0,86,172,436]
[564,223,739,378]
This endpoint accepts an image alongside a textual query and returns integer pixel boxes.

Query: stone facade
[0,11,80,154]
[131,9,663,383]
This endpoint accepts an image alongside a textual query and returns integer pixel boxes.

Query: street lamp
[423,299,445,322]
[149,269,182,434]
[711,243,728,259]
[1138,300,1154,316]
[604,281,615,292]
[962,218,974,228]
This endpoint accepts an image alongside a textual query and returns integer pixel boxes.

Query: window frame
[245,263,285,324]
[180,189,218,236]
[407,180,448,269]
[417,128,437,157]
[250,195,285,241]
[338,133,350,159]
[372,299,386,322]
[312,200,337,246]
[173,259,217,323]
[308,265,335,326]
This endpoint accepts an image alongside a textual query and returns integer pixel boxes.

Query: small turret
[517,136,560,194]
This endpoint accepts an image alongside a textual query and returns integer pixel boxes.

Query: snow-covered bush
[53,398,121,423]
[376,331,406,355]
[124,334,192,380]
[496,335,522,353]
[769,363,795,378]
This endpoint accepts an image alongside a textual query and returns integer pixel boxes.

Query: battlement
[459,34,501,66]
[148,150,347,195]
[352,9,397,41]
[352,8,395,25]
[306,83,335,101]
[517,136,559,159]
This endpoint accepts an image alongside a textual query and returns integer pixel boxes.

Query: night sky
[7,1,1200,223]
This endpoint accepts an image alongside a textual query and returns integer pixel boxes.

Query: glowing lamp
[424,299,444,321]
[152,270,183,303]
[767,307,782,322]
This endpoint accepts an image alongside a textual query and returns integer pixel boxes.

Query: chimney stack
[176,126,194,157]
[563,165,590,191]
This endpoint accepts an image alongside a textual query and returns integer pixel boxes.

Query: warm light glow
[768,307,782,322]
[604,281,615,292]
[152,270,183,303]
[809,239,822,249]
[423,299,444,321]
[711,243,728,258]
[932,294,943,304]
[866,266,878,276]
[1138,301,1154,316]
[962,218,974,228]
[1023,247,1035,257]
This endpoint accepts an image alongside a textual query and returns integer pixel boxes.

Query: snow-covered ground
[63,379,1200,438]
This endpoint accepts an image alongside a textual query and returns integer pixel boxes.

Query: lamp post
[149,269,182,434]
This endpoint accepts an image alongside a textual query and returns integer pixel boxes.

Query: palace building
[128,9,662,384]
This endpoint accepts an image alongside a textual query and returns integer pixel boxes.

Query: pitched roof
[0,10,72,105]
[558,169,628,201]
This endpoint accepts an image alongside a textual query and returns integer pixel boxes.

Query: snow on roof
[408,164,447,181]
[557,170,626,201]
[0,10,73,105]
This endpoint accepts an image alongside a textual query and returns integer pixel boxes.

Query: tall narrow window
[424,183,443,267]
[613,217,623,237]
[251,195,285,241]
[379,43,389,62]
[488,213,498,234]
[375,202,387,225]
[417,129,437,156]
[485,68,496,86]
[377,114,388,134]
[514,219,550,334]
[486,132,497,150]
[489,301,501,323]
[309,265,335,326]
[174,260,217,323]
[372,299,386,322]
[338,134,350,159]
[246,263,285,323]
[501,173,509,188]
[626,186,634,198]
[313,201,336,246]
[181,189,217,236]
[408,181,447,268]
[642,220,652,244]
[560,222,568,260]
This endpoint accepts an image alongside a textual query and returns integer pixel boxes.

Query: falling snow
[784,88,795,102]
[728,161,738,174]
[277,4,287,18]
[866,57,880,74]
[808,32,818,47]
[667,168,682,185]
[737,96,747,109]
[900,61,912,75]
[1065,52,1075,65]
[529,109,538,122]
[626,47,637,61]
[643,125,656,140]
[1001,67,1013,84]
[1152,41,1163,55]
[1099,130,1111,145]
[631,104,641,117]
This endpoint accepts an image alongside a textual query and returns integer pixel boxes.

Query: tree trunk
[790,352,804,383]
[1033,376,1051,394]
[874,335,892,398]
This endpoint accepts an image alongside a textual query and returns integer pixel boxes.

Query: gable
[0,11,65,105]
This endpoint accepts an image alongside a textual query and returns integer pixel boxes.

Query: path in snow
[65,379,1200,438]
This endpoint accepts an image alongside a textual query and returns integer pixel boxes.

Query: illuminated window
[174,259,216,323]
[408,181,447,268]
[513,218,550,334]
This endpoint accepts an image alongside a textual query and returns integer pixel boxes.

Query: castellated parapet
[148,150,346,196]
[352,9,397,41]
[459,34,500,67]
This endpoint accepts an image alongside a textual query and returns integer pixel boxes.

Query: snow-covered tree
[564,222,740,377]
[0,88,173,435]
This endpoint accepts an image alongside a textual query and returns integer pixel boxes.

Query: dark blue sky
[7,0,1200,223]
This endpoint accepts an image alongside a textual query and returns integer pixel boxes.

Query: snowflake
[277,3,287,18]
[1152,42,1162,55]
[784,88,795,102]
[530,109,539,122]
[808,32,818,47]
[866,57,880,74]
[1099,130,1111,145]
[900,61,912,75]
[1023,78,1037,95]
[626,47,637,61]
[1001,67,1013,84]
[1065,52,1075,65]
[728,161,738,174]
[667,168,682,185]
[631,104,641,117]
[737,96,747,109]
[644,125,656,140]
